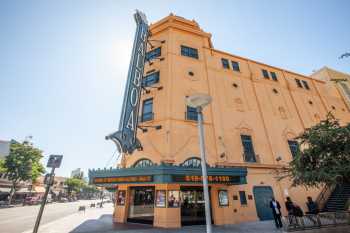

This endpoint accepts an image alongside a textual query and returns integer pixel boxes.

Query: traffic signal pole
[33,167,55,233]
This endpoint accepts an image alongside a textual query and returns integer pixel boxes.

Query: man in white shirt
[270,197,283,228]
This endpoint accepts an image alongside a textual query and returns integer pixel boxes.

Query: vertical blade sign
[106,10,149,154]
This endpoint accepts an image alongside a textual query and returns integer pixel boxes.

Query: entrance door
[127,187,155,224]
[253,186,274,221]
[180,187,209,225]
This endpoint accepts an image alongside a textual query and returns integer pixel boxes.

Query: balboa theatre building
[89,12,350,228]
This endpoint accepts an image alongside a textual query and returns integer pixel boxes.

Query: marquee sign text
[94,176,153,184]
[173,175,241,184]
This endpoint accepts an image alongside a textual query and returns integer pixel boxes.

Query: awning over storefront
[89,164,247,187]
[33,186,46,193]
[0,187,11,193]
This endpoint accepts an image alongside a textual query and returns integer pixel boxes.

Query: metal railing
[283,211,350,232]
[316,184,336,211]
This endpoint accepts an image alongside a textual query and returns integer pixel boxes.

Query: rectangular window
[295,79,303,88]
[146,47,161,61]
[239,191,247,205]
[240,135,257,162]
[262,69,269,79]
[186,106,198,121]
[141,98,153,122]
[288,140,299,158]
[221,58,230,69]
[231,61,240,72]
[302,80,310,90]
[181,45,199,59]
[270,72,278,81]
[142,71,159,87]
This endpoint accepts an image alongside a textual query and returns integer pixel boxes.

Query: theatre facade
[89,12,350,228]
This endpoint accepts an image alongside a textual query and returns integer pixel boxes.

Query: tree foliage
[82,184,99,193]
[0,141,45,203]
[281,113,350,187]
[0,159,6,173]
[64,177,85,194]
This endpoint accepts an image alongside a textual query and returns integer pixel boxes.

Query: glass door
[128,187,155,224]
[180,187,209,225]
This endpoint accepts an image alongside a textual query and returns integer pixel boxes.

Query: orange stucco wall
[113,14,350,227]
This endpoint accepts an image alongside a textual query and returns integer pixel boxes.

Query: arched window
[132,159,154,168]
[180,157,201,168]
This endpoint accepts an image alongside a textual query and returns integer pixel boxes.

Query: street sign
[47,155,63,168]
[43,173,55,186]
[106,10,149,154]
[34,154,62,233]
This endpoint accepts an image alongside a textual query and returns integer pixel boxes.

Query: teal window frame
[239,191,247,205]
[181,45,199,59]
[221,58,230,69]
[262,69,269,79]
[231,61,240,72]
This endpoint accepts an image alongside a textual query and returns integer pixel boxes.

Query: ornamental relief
[222,77,248,111]
[234,98,245,112]
[235,121,253,135]
[278,106,287,119]
[282,127,297,141]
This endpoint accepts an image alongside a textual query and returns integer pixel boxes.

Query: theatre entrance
[127,186,155,224]
[181,186,211,225]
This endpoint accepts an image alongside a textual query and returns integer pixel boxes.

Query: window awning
[0,187,11,193]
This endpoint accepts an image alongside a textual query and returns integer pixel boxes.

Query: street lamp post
[186,94,212,233]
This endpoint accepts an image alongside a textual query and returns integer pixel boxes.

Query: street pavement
[0,199,93,233]
[1,201,349,233]
[13,202,350,233]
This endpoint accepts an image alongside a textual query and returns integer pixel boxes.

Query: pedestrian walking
[270,197,283,228]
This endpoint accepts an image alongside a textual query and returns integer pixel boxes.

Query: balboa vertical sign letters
[106,10,149,154]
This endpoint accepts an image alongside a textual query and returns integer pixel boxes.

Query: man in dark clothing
[270,197,283,228]
[306,196,319,214]
[305,196,319,225]
[285,196,294,215]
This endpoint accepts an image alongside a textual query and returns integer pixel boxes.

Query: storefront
[89,164,247,227]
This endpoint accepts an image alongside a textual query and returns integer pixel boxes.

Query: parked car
[59,197,68,202]
[46,194,53,203]
[24,196,42,205]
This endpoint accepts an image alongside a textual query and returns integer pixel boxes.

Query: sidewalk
[21,203,115,233]
[22,203,350,233]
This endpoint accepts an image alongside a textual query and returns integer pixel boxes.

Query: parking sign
[47,155,63,168]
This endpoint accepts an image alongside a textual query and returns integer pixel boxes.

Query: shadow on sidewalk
[69,213,350,233]
[70,214,153,233]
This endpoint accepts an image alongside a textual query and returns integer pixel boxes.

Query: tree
[0,159,6,173]
[280,113,350,187]
[1,141,45,204]
[64,178,85,195]
[81,184,99,199]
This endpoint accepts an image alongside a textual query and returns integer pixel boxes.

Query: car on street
[59,197,68,202]
[24,196,42,205]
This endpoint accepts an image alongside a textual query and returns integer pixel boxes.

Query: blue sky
[0,0,349,177]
